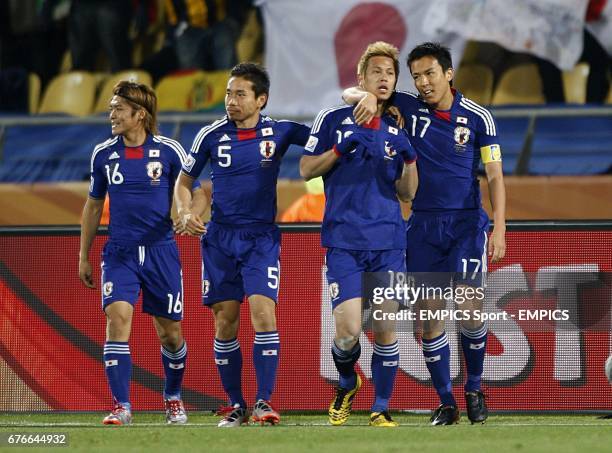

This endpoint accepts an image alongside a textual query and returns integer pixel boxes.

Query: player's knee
[214,316,239,339]
[335,335,359,351]
[250,310,276,331]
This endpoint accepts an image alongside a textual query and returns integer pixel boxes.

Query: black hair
[230,62,270,109]
[407,42,453,73]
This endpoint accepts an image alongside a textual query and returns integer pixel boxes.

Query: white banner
[427,0,589,70]
[257,0,465,117]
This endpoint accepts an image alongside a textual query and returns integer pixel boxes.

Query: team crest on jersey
[329,282,340,299]
[103,281,113,297]
[454,126,470,145]
[259,140,276,160]
[146,161,163,184]
[202,279,210,296]
[384,140,397,159]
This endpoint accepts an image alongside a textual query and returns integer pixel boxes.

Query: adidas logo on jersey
[219,134,231,142]
[109,151,120,160]
[341,117,354,125]
[418,108,429,113]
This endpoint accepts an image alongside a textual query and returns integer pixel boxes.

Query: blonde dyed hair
[112,80,159,135]
[357,41,400,81]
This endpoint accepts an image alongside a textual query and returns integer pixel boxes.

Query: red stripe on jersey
[363,117,381,130]
[237,129,257,141]
[434,110,451,122]
[125,146,144,159]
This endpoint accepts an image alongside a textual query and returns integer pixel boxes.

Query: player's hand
[489,227,506,263]
[353,92,377,125]
[178,209,207,236]
[79,259,95,289]
[387,131,416,162]
[334,130,374,155]
[387,106,405,129]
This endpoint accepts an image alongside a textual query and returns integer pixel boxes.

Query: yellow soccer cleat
[369,410,399,427]
[328,374,362,426]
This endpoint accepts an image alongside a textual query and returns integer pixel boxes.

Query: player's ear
[446,67,454,84]
[257,93,268,109]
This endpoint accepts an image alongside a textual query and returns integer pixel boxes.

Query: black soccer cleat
[430,404,460,426]
[465,390,488,424]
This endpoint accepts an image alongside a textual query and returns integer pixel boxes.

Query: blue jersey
[89,134,196,245]
[183,115,310,225]
[304,105,408,250]
[392,90,501,212]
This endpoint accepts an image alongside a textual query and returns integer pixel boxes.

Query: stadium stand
[492,64,546,105]
[562,62,590,104]
[93,70,153,113]
[38,71,97,116]
[454,64,494,105]
[529,115,612,174]
[155,70,230,112]
[28,73,41,114]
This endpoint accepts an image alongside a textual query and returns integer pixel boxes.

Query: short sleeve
[183,126,212,178]
[473,108,502,163]
[88,152,107,199]
[303,108,336,156]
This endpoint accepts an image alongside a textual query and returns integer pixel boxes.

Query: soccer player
[301,42,418,427]
[79,81,204,426]
[344,42,507,425]
[174,63,310,427]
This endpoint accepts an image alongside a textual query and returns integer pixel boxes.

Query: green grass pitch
[1,412,611,452]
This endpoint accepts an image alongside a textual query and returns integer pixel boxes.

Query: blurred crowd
[0,0,260,111]
[0,0,609,113]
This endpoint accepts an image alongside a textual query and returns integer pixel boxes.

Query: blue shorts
[326,248,406,309]
[201,223,281,305]
[101,241,184,321]
[406,209,489,287]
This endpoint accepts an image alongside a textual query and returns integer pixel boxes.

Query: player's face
[409,56,454,109]
[109,95,144,136]
[225,76,267,124]
[359,56,396,102]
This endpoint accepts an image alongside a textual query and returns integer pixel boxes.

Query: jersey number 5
[218,145,232,167]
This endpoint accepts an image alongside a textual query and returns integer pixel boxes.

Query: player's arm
[390,129,418,201]
[485,161,506,262]
[79,196,104,288]
[174,172,206,235]
[342,87,377,125]
[300,151,339,181]
[396,162,418,202]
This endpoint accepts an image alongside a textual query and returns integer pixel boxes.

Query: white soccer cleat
[103,401,132,426]
[216,403,249,427]
[251,399,280,425]
[165,399,188,424]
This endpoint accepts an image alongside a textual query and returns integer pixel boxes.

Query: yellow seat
[38,71,96,116]
[491,64,545,105]
[28,73,41,114]
[93,70,153,113]
[454,64,494,105]
[237,9,263,63]
[156,70,230,112]
[562,62,589,104]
